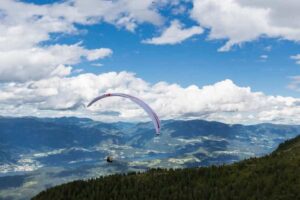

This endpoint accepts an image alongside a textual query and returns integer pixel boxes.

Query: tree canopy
[33,135,300,200]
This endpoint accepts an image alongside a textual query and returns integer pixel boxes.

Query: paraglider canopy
[87,93,160,135]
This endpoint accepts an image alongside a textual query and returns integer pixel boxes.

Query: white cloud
[260,55,268,60]
[0,44,112,82]
[0,0,164,83]
[86,48,113,61]
[48,0,164,31]
[171,5,188,15]
[291,54,300,65]
[2,0,300,57]
[0,0,75,50]
[191,0,300,51]
[143,20,203,45]
[1,71,300,124]
[0,1,116,82]
[0,0,300,124]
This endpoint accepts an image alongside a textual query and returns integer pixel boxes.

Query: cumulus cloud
[143,20,203,45]
[0,0,162,82]
[171,5,188,15]
[2,0,300,56]
[86,48,113,61]
[191,0,300,51]
[0,0,75,50]
[1,71,300,124]
[0,0,164,37]
[0,44,112,82]
[1,0,300,124]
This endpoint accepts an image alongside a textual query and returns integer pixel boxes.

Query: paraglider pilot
[106,156,113,163]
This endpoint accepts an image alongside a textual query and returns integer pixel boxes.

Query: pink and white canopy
[87,93,160,134]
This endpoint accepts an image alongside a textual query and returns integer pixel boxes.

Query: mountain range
[33,135,300,200]
[0,117,300,199]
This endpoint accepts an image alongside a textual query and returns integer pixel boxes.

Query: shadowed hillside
[32,135,300,200]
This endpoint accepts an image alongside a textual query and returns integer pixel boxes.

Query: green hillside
[32,135,300,200]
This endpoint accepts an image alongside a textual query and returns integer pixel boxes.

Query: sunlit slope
[33,135,300,200]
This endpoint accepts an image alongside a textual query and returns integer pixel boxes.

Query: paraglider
[87,93,161,135]
[87,93,161,163]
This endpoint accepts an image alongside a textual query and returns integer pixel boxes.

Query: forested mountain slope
[33,135,300,200]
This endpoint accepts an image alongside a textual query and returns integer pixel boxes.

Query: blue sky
[1,0,300,124]
[74,23,300,97]
[35,1,300,97]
